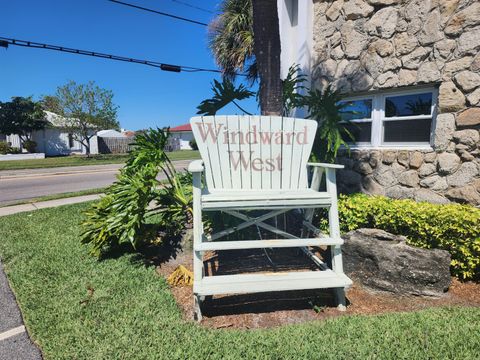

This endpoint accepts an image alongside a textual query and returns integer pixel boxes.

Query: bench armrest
[307,162,344,169]
[188,160,204,173]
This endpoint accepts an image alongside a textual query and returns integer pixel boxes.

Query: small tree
[46,81,119,156]
[0,97,47,149]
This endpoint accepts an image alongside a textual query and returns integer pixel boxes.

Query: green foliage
[321,194,480,280]
[22,139,37,153]
[189,139,198,150]
[81,129,170,256]
[0,96,47,142]
[1,203,480,359]
[47,80,119,155]
[281,64,307,116]
[208,0,255,81]
[0,141,11,154]
[196,78,255,115]
[81,129,193,257]
[300,85,353,163]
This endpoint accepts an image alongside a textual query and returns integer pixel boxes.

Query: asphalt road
[0,160,192,206]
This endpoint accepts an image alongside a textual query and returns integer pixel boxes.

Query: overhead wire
[108,0,209,26]
[0,36,239,75]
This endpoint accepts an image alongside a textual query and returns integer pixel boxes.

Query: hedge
[321,194,480,280]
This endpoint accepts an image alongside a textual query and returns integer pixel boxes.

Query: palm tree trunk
[251,0,282,116]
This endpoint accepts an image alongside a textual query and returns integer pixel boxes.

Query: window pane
[385,93,432,117]
[339,99,372,121]
[383,119,431,143]
[343,122,371,143]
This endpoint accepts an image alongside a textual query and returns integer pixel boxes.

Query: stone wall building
[279,0,480,205]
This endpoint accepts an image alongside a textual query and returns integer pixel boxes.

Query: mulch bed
[156,247,480,329]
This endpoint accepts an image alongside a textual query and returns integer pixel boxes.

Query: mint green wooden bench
[188,115,352,321]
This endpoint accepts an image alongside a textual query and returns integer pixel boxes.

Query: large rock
[402,47,430,70]
[343,0,374,20]
[394,32,418,55]
[444,3,480,36]
[365,7,398,39]
[437,152,461,174]
[398,170,420,187]
[457,28,480,55]
[433,113,456,150]
[325,0,344,21]
[446,162,479,187]
[341,21,369,59]
[467,88,480,106]
[438,82,466,113]
[418,9,442,46]
[456,108,480,127]
[446,185,480,205]
[417,62,441,83]
[454,71,480,93]
[453,129,480,147]
[414,189,449,204]
[342,229,451,296]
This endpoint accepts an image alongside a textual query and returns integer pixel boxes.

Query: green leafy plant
[196,78,255,115]
[281,64,307,116]
[316,194,480,280]
[0,141,11,154]
[23,139,37,153]
[81,128,192,257]
[189,139,198,150]
[300,85,354,163]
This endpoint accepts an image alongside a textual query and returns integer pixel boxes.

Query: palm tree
[208,0,255,81]
[209,0,282,115]
[251,0,282,115]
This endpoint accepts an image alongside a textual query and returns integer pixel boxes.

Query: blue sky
[0,0,258,130]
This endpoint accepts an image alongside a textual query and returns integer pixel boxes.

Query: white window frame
[342,87,438,150]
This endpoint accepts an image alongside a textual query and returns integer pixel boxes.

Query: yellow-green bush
[329,194,480,280]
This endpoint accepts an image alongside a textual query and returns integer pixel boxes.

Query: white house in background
[169,123,194,150]
[6,111,99,156]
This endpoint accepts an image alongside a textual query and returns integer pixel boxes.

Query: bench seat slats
[194,270,353,296]
[194,237,343,251]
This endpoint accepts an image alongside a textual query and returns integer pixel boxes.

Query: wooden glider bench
[188,115,352,321]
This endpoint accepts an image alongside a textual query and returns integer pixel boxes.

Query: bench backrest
[190,116,317,191]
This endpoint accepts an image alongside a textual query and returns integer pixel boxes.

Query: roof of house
[169,124,192,132]
[45,111,69,128]
[122,130,136,137]
[97,129,126,137]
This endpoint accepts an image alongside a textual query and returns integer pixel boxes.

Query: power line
[109,0,208,26]
[171,0,215,14]
[0,36,230,74]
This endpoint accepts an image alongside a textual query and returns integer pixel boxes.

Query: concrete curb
[0,194,102,217]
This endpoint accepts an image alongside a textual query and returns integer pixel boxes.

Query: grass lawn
[0,203,479,359]
[0,150,200,171]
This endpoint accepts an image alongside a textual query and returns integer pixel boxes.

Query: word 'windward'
[195,123,310,145]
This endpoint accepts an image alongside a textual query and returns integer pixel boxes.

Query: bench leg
[193,294,203,321]
[333,288,347,311]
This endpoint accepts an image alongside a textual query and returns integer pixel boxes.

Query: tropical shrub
[0,141,10,154]
[81,128,192,256]
[23,139,37,153]
[317,194,480,280]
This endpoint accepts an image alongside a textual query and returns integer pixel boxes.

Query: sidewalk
[0,194,102,217]
[0,261,42,360]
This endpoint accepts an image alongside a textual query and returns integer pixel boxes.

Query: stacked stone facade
[312,0,480,205]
